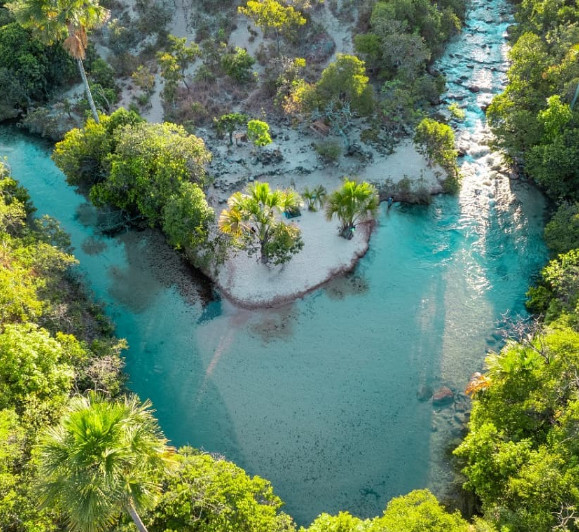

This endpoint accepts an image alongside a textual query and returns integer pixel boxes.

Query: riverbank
[208,138,444,308]
[215,212,374,309]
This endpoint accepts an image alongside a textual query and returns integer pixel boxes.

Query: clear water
[0,0,548,523]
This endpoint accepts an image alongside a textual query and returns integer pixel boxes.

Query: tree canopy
[325,179,379,239]
[218,181,303,264]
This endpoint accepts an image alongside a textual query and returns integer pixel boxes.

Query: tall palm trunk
[126,501,148,532]
[77,58,100,123]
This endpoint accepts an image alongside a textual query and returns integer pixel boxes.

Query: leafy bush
[220,46,255,82]
[247,119,272,147]
[0,23,74,119]
[314,140,341,162]
[311,54,374,116]
[414,118,458,178]
[544,202,579,255]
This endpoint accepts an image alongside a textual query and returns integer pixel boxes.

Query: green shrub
[314,140,341,162]
[220,47,255,82]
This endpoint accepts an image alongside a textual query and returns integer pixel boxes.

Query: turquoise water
[0,125,547,523]
[0,0,549,522]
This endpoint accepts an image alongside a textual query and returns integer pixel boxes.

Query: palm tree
[7,0,110,123]
[302,185,327,211]
[325,178,379,239]
[219,181,302,264]
[36,393,174,532]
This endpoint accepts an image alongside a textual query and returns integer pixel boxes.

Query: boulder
[417,384,434,402]
[432,386,454,406]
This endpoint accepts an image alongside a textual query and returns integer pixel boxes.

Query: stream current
[0,0,548,524]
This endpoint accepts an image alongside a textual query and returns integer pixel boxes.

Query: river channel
[0,0,548,523]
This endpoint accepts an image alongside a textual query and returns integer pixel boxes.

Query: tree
[0,323,74,413]
[36,393,174,532]
[238,0,306,55]
[313,54,374,115]
[157,34,200,94]
[52,107,144,187]
[218,181,303,264]
[247,119,272,148]
[7,0,110,123]
[162,181,214,250]
[374,490,472,531]
[90,122,211,225]
[220,47,255,83]
[149,447,294,531]
[537,95,572,143]
[325,179,379,239]
[544,202,579,255]
[214,112,248,145]
[302,185,326,211]
[414,118,458,178]
[454,325,579,530]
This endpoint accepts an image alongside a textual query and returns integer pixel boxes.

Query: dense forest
[1,0,579,527]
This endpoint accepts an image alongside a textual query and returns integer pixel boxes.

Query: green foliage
[302,490,479,531]
[532,249,579,325]
[304,511,370,531]
[538,95,573,142]
[218,181,303,264]
[158,34,200,95]
[354,0,463,115]
[87,57,118,95]
[149,447,294,531]
[247,119,272,147]
[91,122,210,224]
[325,178,379,238]
[162,182,214,250]
[312,54,374,116]
[376,490,471,531]
[132,65,155,93]
[414,118,458,178]
[238,0,306,53]
[448,102,465,121]
[0,161,128,531]
[54,110,214,254]
[544,202,579,255]
[220,47,255,82]
[526,126,579,200]
[314,140,341,162]
[214,112,248,144]
[36,393,173,531]
[455,326,579,531]
[485,0,579,201]
[0,23,73,119]
[52,108,144,187]
[302,185,327,211]
[0,323,75,414]
[7,0,110,122]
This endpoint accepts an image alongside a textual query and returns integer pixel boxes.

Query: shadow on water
[0,5,549,516]
[0,124,246,470]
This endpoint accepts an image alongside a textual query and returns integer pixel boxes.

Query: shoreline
[205,135,446,311]
[214,219,375,309]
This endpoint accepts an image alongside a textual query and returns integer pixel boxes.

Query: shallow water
[0,0,548,523]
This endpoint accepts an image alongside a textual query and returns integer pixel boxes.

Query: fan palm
[36,393,174,532]
[218,181,302,263]
[325,178,379,239]
[302,185,327,211]
[7,0,110,123]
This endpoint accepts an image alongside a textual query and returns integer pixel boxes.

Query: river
[0,0,548,524]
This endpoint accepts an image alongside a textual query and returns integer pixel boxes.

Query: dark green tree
[7,0,110,122]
